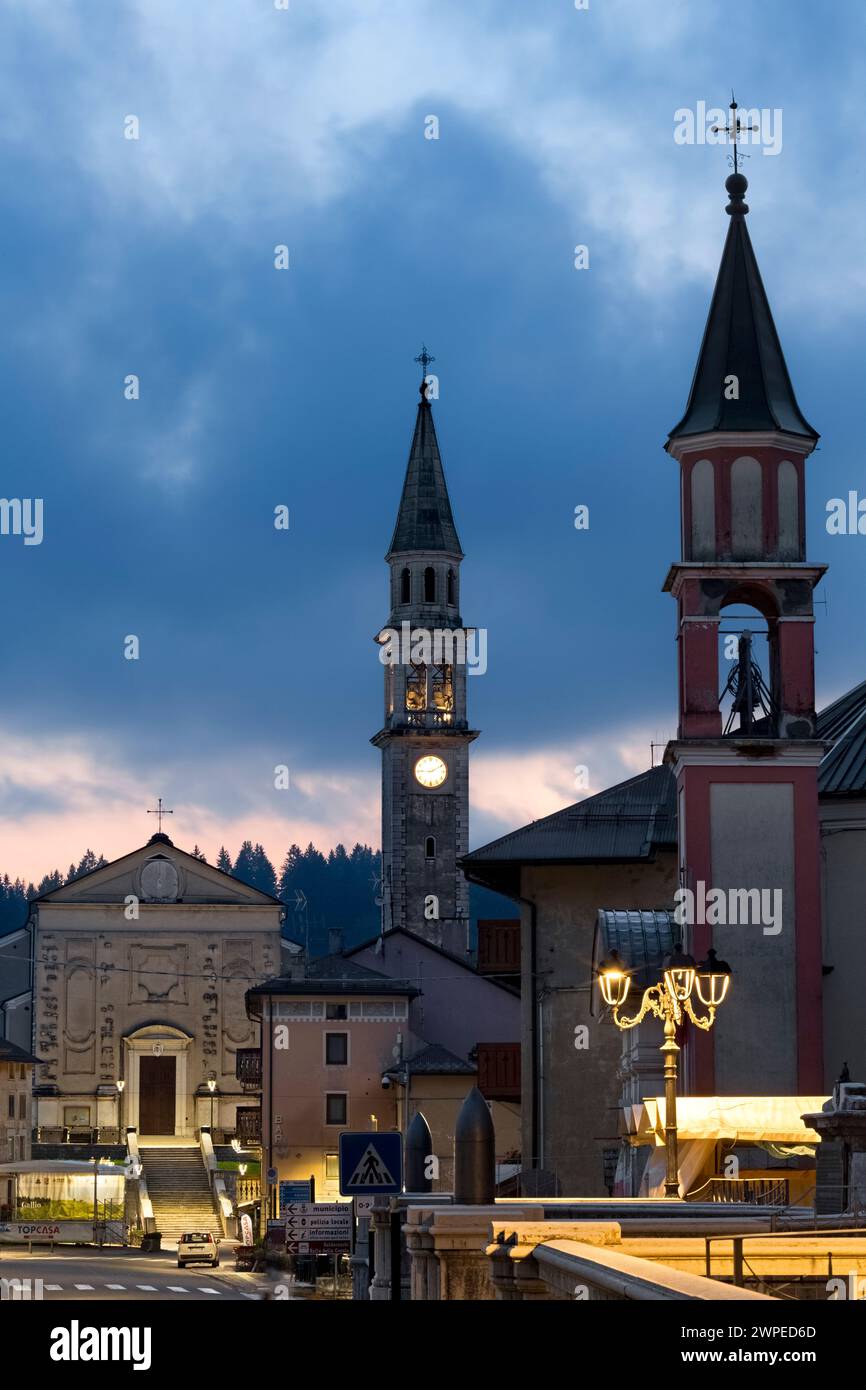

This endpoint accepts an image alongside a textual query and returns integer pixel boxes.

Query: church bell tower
[372,360,479,953]
[665,165,826,1096]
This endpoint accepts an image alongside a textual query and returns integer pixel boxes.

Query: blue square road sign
[339,1131,402,1195]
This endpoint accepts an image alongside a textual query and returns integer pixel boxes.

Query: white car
[177,1232,220,1268]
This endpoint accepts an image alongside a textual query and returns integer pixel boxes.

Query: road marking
[106,1284,126,1290]
[167,1285,189,1293]
[240,1291,259,1299]
[74,1284,94,1290]
[136,1284,157,1291]
[199,1288,221,1295]
[45,1284,62,1291]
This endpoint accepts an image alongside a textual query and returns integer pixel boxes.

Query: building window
[6,1095,13,1119]
[400,567,411,604]
[424,566,436,602]
[326,1002,347,1020]
[430,664,453,718]
[18,1094,27,1119]
[275,1000,325,1020]
[325,1153,339,1181]
[425,836,436,860]
[325,1032,349,1066]
[326,1093,347,1126]
[347,1000,409,1022]
[405,662,427,713]
[447,568,456,605]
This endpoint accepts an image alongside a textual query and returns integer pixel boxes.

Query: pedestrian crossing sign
[339,1131,403,1195]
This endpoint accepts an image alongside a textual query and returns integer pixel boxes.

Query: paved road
[0,1246,281,1301]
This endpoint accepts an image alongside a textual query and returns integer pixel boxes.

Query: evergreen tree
[216,846,232,874]
[232,841,257,887]
[250,843,277,897]
[36,870,64,896]
[71,850,106,881]
[191,845,207,861]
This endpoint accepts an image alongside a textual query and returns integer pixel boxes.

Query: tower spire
[386,351,462,559]
[667,165,818,445]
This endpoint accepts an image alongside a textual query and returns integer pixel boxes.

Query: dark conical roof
[387,388,463,558]
[668,174,818,445]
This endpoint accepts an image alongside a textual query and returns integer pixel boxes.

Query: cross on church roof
[147,797,173,834]
[414,344,436,401]
[414,344,435,376]
[711,91,757,175]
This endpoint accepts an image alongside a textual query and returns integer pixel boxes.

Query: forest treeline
[0,842,382,952]
[0,842,511,953]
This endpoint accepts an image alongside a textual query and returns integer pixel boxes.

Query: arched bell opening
[717,600,777,736]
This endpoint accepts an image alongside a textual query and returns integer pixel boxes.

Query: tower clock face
[414,755,448,788]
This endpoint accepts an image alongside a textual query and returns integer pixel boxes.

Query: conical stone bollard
[454,1086,495,1205]
[405,1110,434,1192]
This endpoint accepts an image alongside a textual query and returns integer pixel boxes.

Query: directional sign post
[339,1131,402,1196]
[279,1179,313,1215]
[284,1201,352,1253]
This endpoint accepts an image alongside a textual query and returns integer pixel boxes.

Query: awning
[624,1096,829,1147]
[0,1160,125,1176]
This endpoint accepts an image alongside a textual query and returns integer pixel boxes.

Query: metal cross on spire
[414,343,435,377]
[711,91,757,175]
[147,797,173,834]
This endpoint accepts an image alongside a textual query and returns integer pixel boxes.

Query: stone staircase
[140,1144,224,1245]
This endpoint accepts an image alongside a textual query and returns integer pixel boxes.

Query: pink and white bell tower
[664,169,826,1096]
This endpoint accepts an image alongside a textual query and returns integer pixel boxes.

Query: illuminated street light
[596,944,732,1197]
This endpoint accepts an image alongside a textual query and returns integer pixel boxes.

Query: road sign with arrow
[283,1201,352,1253]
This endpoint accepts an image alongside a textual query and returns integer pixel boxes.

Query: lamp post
[207,1077,216,1134]
[116,1079,125,1135]
[596,946,732,1197]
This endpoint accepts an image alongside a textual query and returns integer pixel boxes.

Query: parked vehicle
[177,1231,219,1268]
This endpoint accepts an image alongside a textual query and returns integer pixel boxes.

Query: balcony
[235,1048,262,1090]
[476,1042,521,1101]
[235,1107,262,1145]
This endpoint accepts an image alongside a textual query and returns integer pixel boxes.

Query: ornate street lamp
[597,946,732,1197]
[207,1076,217,1134]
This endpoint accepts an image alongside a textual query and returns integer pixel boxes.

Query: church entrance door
[139,1055,176,1134]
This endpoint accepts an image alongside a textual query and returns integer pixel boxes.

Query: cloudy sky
[1,0,865,883]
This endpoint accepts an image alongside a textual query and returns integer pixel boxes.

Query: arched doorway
[122,1024,194,1137]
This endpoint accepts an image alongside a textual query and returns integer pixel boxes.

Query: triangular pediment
[37,840,280,907]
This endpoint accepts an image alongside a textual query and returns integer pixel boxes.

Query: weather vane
[147,797,173,834]
[711,91,756,175]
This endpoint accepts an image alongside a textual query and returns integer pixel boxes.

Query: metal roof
[246,954,419,1000]
[386,391,463,558]
[594,909,677,991]
[668,175,818,444]
[386,1043,475,1078]
[0,1038,41,1065]
[817,679,866,796]
[463,764,677,873]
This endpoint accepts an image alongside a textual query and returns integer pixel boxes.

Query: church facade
[29,835,283,1140]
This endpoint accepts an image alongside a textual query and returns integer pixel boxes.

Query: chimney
[289,950,306,981]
